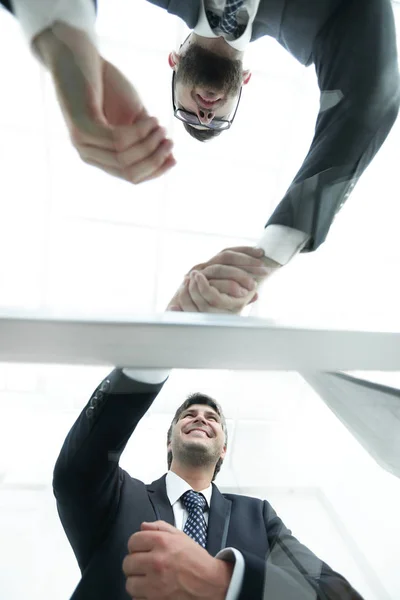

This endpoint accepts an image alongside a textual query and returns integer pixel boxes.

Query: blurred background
[0,1,400,599]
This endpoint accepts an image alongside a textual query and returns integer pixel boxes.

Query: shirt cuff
[11,0,97,48]
[257,225,310,265]
[216,548,245,600]
[122,369,171,385]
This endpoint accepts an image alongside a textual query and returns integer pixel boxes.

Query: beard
[172,436,222,468]
[175,43,243,97]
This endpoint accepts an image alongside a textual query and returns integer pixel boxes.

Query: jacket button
[99,379,111,393]
[91,392,104,407]
[86,406,95,419]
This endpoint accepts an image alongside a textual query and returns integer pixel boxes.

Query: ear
[242,69,252,85]
[168,51,180,70]
[220,445,227,460]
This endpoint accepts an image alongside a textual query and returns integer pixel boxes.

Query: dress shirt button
[99,379,111,393]
[86,406,95,419]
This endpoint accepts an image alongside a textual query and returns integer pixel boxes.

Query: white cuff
[122,369,171,385]
[11,0,97,48]
[216,548,245,600]
[257,225,309,265]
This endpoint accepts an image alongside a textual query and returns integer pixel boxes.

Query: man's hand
[168,246,276,313]
[35,23,175,184]
[122,521,233,600]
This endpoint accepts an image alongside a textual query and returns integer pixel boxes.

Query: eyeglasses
[171,71,242,131]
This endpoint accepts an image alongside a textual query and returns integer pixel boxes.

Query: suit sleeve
[52,368,168,572]
[266,0,400,252]
[237,500,364,600]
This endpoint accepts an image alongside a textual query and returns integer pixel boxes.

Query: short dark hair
[183,121,223,142]
[167,393,228,481]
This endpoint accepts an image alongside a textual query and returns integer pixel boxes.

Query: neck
[185,32,244,60]
[170,462,214,491]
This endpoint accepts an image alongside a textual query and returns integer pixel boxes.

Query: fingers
[192,272,242,312]
[208,249,271,276]
[73,116,159,152]
[166,305,182,312]
[78,120,165,168]
[142,152,177,184]
[208,278,253,298]
[248,292,259,304]
[201,264,257,293]
[73,116,176,184]
[188,273,221,313]
[141,521,176,533]
[178,278,201,313]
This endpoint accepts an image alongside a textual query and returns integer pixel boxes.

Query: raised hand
[36,23,175,184]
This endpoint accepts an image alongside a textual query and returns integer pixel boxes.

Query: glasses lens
[175,109,229,130]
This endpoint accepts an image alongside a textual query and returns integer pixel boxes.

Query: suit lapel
[146,474,175,526]
[206,483,232,556]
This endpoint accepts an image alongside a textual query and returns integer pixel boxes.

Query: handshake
[167,246,278,314]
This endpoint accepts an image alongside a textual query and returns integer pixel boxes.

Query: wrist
[211,557,234,600]
[261,255,281,269]
[34,22,99,73]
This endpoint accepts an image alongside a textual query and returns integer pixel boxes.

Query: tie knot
[181,490,207,512]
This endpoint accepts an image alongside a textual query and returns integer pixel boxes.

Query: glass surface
[0,2,400,600]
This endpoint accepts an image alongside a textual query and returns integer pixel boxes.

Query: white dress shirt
[10,0,97,46]
[11,0,310,263]
[165,470,245,600]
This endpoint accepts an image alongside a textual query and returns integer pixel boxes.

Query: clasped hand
[122,521,233,600]
[168,246,273,313]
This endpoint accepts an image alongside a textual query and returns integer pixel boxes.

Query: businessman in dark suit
[53,364,364,600]
[2,0,400,269]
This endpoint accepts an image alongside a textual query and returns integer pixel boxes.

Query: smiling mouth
[186,429,210,437]
[196,94,221,109]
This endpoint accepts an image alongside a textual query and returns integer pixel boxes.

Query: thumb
[141,520,177,533]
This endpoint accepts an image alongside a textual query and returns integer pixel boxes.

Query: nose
[196,106,215,125]
[193,414,207,425]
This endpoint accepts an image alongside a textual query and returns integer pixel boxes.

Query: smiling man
[170,31,251,140]
[53,366,364,600]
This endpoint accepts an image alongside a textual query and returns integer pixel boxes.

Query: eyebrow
[183,408,220,420]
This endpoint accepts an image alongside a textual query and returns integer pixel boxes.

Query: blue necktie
[181,490,208,548]
[207,0,245,38]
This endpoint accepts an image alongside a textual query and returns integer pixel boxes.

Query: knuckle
[112,129,127,152]
[122,555,130,574]
[125,578,133,596]
[153,555,167,574]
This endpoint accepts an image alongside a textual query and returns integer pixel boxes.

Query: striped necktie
[206,0,246,38]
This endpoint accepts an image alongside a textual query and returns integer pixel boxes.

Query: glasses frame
[171,71,242,131]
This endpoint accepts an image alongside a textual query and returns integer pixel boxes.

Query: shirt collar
[193,0,252,51]
[166,470,213,508]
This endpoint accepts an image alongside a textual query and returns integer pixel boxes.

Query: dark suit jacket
[2,0,399,252]
[53,369,363,600]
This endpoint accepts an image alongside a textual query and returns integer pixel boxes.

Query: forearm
[53,368,166,491]
[267,0,400,252]
[33,21,105,128]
